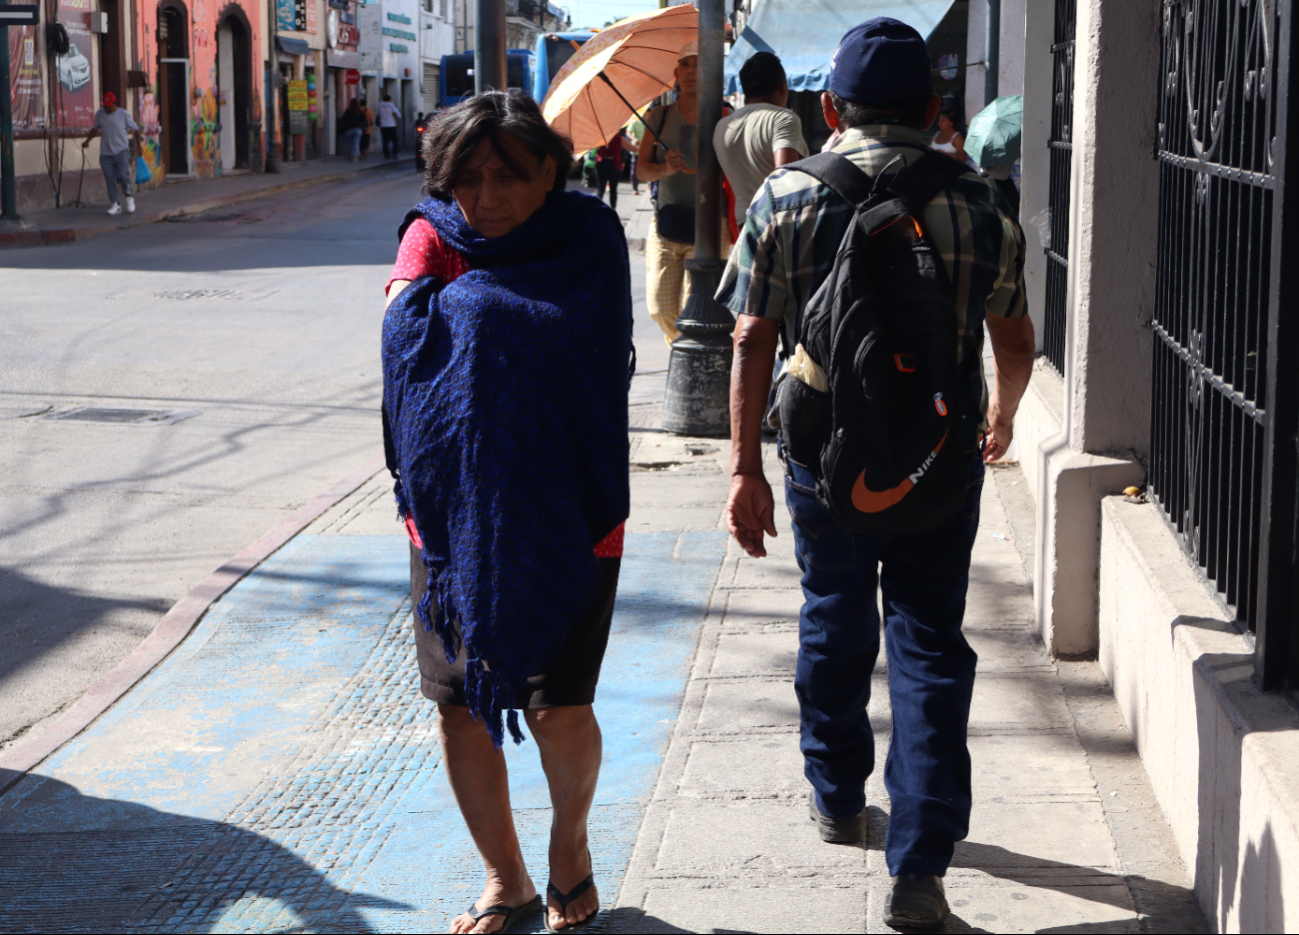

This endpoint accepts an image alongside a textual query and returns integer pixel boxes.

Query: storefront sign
[7,24,44,130]
[55,0,96,128]
[287,79,309,110]
[277,0,296,31]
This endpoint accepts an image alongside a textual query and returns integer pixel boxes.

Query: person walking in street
[713,51,808,227]
[82,92,143,216]
[637,41,710,345]
[360,98,374,159]
[382,90,632,935]
[932,108,969,163]
[594,129,627,209]
[339,99,367,162]
[378,93,402,159]
[718,18,1035,931]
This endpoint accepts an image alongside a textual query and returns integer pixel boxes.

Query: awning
[725,0,956,94]
[277,36,312,57]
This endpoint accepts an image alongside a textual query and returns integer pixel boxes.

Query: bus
[439,49,537,108]
[532,31,596,103]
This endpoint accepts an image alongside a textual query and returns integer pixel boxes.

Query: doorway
[156,2,190,176]
[98,0,125,104]
[216,13,251,170]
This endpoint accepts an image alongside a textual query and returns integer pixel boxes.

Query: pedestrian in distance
[378,93,402,159]
[713,51,809,228]
[932,108,969,164]
[82,92,144,216]
[360,98,374,159]
[339,98,367,162]
[718,18,1036,931]
[382,90,633,935]
[637,40,731,346]
[594,128,628,210]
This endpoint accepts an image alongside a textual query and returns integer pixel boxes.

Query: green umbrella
[965,95,1023,168]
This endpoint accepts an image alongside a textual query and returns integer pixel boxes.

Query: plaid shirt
[715,124,1028,422]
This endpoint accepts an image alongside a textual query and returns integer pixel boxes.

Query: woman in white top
[931,109,968,164]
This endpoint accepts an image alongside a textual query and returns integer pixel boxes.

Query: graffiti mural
[137,91,164,187]
[191,69,220,176]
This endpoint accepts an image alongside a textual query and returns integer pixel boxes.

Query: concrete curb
[0,159,415,248]
[0,452,387,795]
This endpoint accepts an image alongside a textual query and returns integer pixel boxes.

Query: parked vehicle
[532,30,596,103]
[439,50,536,108]
[58,43,91,92]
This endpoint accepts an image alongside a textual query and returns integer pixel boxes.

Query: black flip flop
[462,894,542,934]
[543,872,599,933]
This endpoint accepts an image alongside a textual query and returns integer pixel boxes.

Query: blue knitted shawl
[382,190,632,746]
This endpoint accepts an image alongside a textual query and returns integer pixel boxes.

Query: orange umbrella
[542,4,698,154]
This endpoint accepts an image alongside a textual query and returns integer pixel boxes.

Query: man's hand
[727,472,777,558]
[983,314,1036,463]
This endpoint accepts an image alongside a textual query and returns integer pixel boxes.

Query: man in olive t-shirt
[714,52,809,225]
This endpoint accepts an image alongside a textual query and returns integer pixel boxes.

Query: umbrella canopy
[542,4,698,154]
[965,95,1024,168]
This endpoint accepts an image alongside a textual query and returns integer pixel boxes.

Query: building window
[1150,0,1299,689]
[440,0,448,19]
[1042,0,1075,375]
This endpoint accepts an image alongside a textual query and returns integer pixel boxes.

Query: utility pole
[661,0,731,436]
[267,0,283,171]
[984,0,1000,105]
[474,0,504,93]
[0,4,40,219]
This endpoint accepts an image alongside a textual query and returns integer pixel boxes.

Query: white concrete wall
[966,0,1028,118]
[1099,498,1299,932]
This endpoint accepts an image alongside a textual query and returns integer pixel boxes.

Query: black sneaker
[807,793,863,843]
[884,874,948,931]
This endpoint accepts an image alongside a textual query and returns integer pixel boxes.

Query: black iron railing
[1042,0,1076,375]
[1152,0,1299,689]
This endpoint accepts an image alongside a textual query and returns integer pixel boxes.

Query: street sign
[0,6,39,24]
[345,68,360,86]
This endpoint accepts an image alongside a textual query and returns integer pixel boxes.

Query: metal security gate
[1151,0,1299,689]
[1043,0,1076,374]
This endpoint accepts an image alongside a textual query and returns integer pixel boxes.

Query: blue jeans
[342,127,363,159]
[100,150,132,203]
[784,454,984,877]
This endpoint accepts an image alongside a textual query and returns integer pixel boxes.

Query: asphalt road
[0,170,657,753]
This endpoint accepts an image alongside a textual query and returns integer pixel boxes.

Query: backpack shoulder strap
[895,151,976,211]
[784,151,875,208]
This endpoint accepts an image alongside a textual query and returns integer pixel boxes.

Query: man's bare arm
[773,147,803,167]
[727,315,780,557]
[983,314,1036,462]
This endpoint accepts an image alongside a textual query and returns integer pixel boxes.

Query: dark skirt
[410,544,620,709]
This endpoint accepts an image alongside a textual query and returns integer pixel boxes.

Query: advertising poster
[306,0,317,34]
[8,25,44,130]
[55,0,97,127]
[277,0,296,32]
[286,78,308,134]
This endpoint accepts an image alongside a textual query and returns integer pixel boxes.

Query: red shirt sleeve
[386,218,473,294]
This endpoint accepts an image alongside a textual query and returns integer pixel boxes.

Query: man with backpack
[717,18,1035,931]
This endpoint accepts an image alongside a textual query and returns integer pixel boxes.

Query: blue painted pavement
[0,530,727,933]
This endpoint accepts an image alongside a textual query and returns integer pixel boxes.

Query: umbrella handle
[596,70,668,151]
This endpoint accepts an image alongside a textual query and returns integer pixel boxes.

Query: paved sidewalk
[0,156,416,248]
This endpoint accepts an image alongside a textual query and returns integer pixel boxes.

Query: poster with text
[55,0,97,127]
[8,25,45,130]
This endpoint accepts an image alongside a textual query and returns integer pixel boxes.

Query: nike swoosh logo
[851,430,949,514]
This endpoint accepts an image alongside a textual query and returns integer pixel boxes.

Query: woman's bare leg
[525,705,602,930]
[440,703,537,935]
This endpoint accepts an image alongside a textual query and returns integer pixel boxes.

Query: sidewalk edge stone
[0,159,414,248]
[0,451,387,794]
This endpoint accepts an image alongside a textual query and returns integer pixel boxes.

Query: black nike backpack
[777,150,981,537]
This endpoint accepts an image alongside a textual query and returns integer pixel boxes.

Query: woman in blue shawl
[383,92,632,934]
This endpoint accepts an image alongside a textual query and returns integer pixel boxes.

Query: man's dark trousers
[381,126,398,159]
[784,455,983,876]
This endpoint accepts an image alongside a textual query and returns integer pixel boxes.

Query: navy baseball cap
[829,18,933,105]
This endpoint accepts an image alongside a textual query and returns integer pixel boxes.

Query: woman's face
[452,135,556,239]
[675,56,698,97]
[938,113,953,132]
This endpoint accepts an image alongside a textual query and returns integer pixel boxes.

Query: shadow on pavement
[0,771,409,933]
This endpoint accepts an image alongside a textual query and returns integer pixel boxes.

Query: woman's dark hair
[829,92,933,131]
[423,90,574,198]
[739,51,786,98]
[938,108,959,126]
